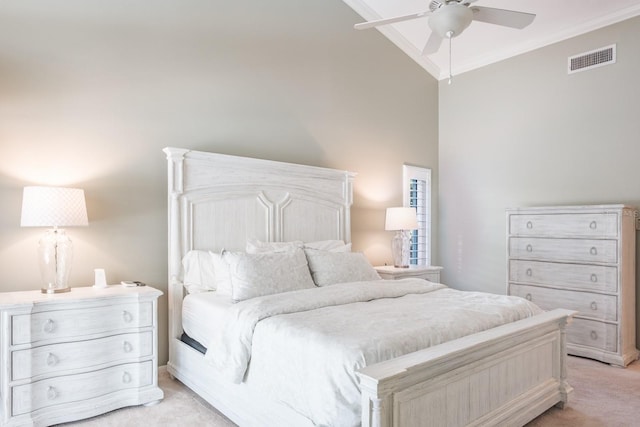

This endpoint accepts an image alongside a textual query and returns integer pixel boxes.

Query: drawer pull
[526,244,533,253]
[525,293,532,301]
[526,268,533,277]
[47,386,58,400]
[46,353,58,367]
[589,221,597,230]
[590,331,598,341]
[122,311,133,323]
[526,221,533,229]
[589,247,598,256]
[43,319,55,334]
[590,301,598,311]
[123,341,133,353]
[590,274,598,283]
[122,372,132,384]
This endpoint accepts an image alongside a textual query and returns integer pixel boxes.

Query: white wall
[439,16,640,342]
[0,0,439,364]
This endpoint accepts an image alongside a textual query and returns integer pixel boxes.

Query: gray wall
[0,0,439,364]
[439,17,640,341]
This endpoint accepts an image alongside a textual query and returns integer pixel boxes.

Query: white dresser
[0,286,163,426]
[506,205,638,367]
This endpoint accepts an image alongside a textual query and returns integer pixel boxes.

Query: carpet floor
[59,356,639,426]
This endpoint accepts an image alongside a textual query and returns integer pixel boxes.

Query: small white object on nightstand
[375,265,443,282]
[93,268,108,288]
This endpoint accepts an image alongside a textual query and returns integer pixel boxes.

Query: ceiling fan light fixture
[428,3,473,39]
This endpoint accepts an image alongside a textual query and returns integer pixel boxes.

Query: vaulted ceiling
[343,0,640,80]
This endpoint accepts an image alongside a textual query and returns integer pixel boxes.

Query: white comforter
[204,279,542,426]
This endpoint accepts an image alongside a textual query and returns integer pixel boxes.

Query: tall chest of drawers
[0,286,164,426]
[506,205,638,367]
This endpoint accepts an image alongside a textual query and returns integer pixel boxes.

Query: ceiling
[343,0,640,80]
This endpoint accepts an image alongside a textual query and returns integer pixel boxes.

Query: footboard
[357,309,575,427]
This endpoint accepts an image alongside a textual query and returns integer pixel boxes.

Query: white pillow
[304,240,352,252]
[245,238,303,254]
[181,250,216,294]
[304,250,381,287]
[209,250,232,297]
[224,248,316,302]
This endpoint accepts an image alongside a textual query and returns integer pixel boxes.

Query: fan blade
[354,11,429,30]
[422,32,443,55]
[471,6,535,29]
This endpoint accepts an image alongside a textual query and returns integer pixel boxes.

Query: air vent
[568,44,616,74]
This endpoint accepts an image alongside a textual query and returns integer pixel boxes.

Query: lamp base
[38,228,74,294]
[391,230,412,269]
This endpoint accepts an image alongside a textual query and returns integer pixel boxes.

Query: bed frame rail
[357,309,575,427]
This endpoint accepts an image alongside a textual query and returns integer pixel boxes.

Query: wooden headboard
[164,147,355,285]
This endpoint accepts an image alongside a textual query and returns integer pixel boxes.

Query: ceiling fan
[355,0,536,55]
[354,0,536,82]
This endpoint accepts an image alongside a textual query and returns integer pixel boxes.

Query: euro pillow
[182,250,216,294]
[304,250,381,286]
[224,248,316,302]
[304,240,352,252]
[210,250,232,297]
[245,238,303,254]
[246,238,352,254]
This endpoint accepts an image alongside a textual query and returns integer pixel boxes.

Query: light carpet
[59,356,639,426]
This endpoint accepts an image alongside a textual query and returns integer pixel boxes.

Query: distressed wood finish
[374,265,443,282]
[357,309,575,427]
[507,204,639,367]
[165,147,575,427]
[0,286,163,426]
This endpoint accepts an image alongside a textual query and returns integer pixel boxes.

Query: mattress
[182,291,232,347]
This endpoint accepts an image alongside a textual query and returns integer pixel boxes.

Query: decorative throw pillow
[305,250,381,287]
[181,250,216,294]
[224,248,316,302]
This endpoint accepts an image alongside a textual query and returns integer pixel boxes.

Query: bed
[164,147,575,427]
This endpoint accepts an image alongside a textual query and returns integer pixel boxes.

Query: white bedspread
[204,279,542,426]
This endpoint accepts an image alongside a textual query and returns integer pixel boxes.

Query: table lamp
[385,207,418,268]
[20,186,89,293]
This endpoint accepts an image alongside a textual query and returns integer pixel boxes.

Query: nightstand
[375,265,443,282]
[0,285,163,426]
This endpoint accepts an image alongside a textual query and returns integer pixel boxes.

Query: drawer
[12,331,153,381]
[509,260,617,293]
[12,360,153,416]
[509,213,618,238]
[12,302,153,345]
[509,237,617,264]
[509,284,617,321]
[568,318,617,353]
[378,271,440,282]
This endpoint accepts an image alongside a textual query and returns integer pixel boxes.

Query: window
[403,165,431,266]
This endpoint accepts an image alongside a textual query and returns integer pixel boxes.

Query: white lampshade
[21,186,88,227]
[385,207,418,231]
